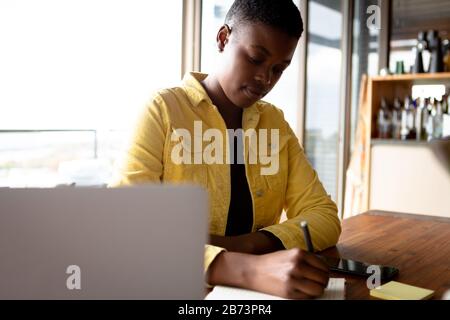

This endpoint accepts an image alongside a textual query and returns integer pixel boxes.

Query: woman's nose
[254,68,272,85]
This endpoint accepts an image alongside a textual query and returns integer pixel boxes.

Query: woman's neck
[201,75,243,129]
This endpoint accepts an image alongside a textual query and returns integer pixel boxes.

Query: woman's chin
[235,90,260,108]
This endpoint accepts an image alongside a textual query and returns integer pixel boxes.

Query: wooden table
[321,210,450,299]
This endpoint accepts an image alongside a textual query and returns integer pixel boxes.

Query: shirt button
[256,190,264,197]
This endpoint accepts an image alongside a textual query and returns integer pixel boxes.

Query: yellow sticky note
[370,281,434,300]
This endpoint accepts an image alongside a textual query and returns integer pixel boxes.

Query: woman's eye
[273,67,285,75]
[248,57,263,65]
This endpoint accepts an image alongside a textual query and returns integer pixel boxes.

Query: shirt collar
[182,71,263,114]
[182,72,212,107]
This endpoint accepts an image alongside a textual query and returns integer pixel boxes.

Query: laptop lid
[0,185,208,299]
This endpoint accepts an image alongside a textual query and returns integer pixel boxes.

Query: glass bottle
[413,31,427,73]
[391,98,402,139]
[442,94,450,137]
[401,96,416,140]
[427,30,444,73]
[432,99,444,139]
[415,98,428,141]
[444,40,450,72]
[423,98,436,141]
[377,98,392,139]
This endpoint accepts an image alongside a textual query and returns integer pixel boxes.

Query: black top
[225,135,254,236]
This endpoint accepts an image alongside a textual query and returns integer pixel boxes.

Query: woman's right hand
[207,248,330,299]
[245,248,330,299]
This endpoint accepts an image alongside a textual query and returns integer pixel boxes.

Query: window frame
[182,0,202,76]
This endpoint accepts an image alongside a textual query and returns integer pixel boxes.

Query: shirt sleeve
[204,245,227,284]
[261,124,342,252]
[108,92,226,277]
[108,94,167,187]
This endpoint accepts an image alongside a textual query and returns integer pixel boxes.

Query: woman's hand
[207,248,330,299]
[248,248,330,299]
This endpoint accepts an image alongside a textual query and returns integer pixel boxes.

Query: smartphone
[323,256,399,281]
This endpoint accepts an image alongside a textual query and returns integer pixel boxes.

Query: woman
[110,0,341,299]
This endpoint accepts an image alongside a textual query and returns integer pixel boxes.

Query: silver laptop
[0,185,208,299]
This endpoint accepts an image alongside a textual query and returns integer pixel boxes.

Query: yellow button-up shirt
[110,72,341,272]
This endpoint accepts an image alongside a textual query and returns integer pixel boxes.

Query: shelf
[371,139,431,146]
[360,72,450,212]
[371,72,450,82]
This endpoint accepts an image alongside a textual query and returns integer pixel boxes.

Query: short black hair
[224,0,303,39]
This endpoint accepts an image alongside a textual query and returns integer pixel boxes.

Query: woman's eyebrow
[251,44,271,56]
[250,45,292,64]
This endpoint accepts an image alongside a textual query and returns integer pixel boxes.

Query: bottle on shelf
[412,31,427,73]
[378,90,450,141]
[425,98,434,141]
[415,97,429,141]
[377,98,392,139]
[432,99,444,139]
[444,94,450,115]
[443,94,450,137]
[400,96,416,140]
[427,30,444,73]
[392,98,402,139]
[444,40,450,72]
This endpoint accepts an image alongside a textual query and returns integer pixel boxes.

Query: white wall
[370,143,450,217]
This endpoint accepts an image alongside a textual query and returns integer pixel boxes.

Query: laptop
[0,185,208,299]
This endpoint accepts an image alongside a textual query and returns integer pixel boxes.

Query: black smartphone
[323,256,399,281]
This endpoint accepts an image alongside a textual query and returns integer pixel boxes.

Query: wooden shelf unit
[363,72,450,211]
[368,72,450,139]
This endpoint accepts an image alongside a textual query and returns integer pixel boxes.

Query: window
[304,0,343,201]
[200,0,303,135]
[390,0,450,73]
[0,0,183,187]
[200,0,235,74]
[351,0,380,150]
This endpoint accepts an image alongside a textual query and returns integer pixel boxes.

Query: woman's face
[216,22,299,108]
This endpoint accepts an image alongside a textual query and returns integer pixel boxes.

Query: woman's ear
[216,25,231,52]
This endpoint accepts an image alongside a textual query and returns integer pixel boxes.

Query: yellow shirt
[109,72,341,272]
